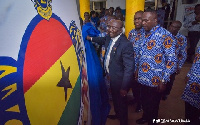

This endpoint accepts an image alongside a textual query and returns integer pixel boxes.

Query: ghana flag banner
[0,0,109,124]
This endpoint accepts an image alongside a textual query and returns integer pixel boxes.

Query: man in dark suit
[87,19,135,125]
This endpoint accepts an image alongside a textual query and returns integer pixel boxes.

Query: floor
[105,63,192,125]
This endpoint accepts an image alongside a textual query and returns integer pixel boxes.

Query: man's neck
[111,33,122,41]
[136,28,141,32]
[173,33,177,36]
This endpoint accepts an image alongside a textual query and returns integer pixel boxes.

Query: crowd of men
[81,4,200,125]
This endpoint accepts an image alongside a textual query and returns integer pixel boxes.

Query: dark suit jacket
[92,34,135,91]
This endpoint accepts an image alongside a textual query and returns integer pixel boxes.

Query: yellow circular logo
[147,40,156,50]
[152,76,160,86]
[162,35,166,38]
[155,54,162,63]
[142,62,150,72]
[190,83,200,93]
[177,38,183,45]
[135,37,139,41]
[163,37,173,49]
[166,61,174,69]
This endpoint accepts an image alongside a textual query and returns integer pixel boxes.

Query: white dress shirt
[105,34,122,73]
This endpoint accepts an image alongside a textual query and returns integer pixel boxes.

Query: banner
[0,0,90,124]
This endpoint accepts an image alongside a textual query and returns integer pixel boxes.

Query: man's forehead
[171,23,181,28]
[135,13,143,17]
[143,12,151,16]
[109,20,122,27]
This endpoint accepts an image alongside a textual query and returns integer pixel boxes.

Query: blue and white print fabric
[128,28,145,46]
[99,16,108,32]
[136,25,177,87]
[175,33,187,69]
[128,28,145,72]
[182,47,200,109]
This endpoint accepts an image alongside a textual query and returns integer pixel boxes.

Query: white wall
[106,0,126,9]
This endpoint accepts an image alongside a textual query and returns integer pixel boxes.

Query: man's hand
[157,82,166,93]
[120,89,127,97]
[87,36,92,41]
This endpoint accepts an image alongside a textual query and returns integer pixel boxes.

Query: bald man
[87,19,134,125]
[135,9,177,124]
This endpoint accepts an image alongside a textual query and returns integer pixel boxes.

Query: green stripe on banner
[58,76,81,125]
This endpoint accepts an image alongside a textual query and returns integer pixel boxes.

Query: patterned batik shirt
[128,28,145,72]
[99,16,108,32]
[181,47,200,109]
[98,32,107,64]
[137,25,177,87]
[175,33,187,69]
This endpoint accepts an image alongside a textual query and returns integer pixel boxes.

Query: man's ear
[119,28,123,34]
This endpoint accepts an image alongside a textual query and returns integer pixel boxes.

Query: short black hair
[195,4,200,8]
[90,11,96,17]
[135,10,144,15]
[144,9,158,19]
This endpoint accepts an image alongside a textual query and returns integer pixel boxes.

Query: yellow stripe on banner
[5,120,23,125]
[125,0,145,37]
[25,46,79,125]
[1,83,17,100]
[6,104,20,113]
[0,66,17,79]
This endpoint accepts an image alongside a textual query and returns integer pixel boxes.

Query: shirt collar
[145,25,160,35]
[111,33,122,42]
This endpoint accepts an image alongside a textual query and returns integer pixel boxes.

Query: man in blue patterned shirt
[162,21,187,100]
[99,9,109,33]
[182,46,200,125]
[135,10,177,125]
[128,10,145,113]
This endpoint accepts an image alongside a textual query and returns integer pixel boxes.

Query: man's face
[134,12,143,30]
[105,10,109,15]
[92,13,96,18]
[142,12,157,32]
[168,22,181,36]
[84,12,90,21]
[107,20,122,38]
[109,8,114,15]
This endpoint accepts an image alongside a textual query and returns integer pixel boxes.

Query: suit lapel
[109,36,121,65]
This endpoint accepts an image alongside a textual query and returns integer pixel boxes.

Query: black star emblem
[57,61,72,101]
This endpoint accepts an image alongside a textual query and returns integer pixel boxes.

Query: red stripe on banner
[23,18,72,93]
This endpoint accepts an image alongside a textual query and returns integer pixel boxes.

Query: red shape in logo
[23,18,72,93]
